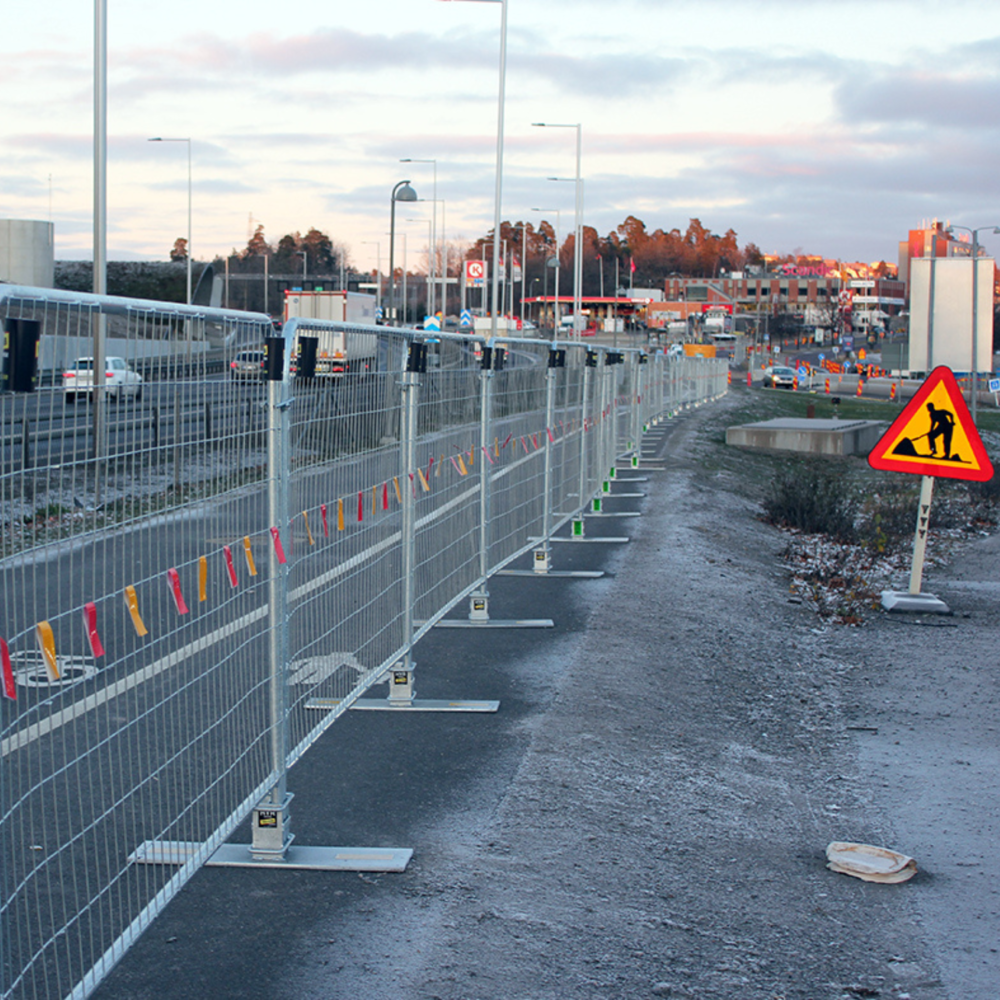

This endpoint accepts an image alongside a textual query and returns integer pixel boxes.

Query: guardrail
[0,286,727,1000]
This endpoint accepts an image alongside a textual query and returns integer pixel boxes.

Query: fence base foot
[601,491,646,498]
[352,698,500,712]
[584,511,641,518]
[419,590,554,628]
[421,618,554,628]
[497,568,605,578]
[129,840,412,872]
[534,535,630,544]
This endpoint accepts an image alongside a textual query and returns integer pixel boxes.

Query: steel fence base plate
[602,491,646,498]
[130,840,412,872]
[497,568,605,578]
[880,591,951,614]
[419,618,555,628]
[585,512,641,518]
[350,698,500,712]
[542,536,630,544]
[613,477,649,482]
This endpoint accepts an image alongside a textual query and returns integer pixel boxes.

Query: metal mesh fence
[0,286,727,1000]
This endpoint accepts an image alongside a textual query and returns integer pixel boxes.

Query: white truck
[283,290,379,375]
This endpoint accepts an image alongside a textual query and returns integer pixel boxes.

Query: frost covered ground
[95,389,1000,1000]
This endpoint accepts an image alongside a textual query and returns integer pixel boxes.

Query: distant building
[662,268,905,329]
[0,220,55,288]
[897,220,968,292]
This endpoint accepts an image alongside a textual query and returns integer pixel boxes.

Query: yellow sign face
[868,366,993,482]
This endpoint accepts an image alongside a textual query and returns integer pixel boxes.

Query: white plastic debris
[826,841,917,883]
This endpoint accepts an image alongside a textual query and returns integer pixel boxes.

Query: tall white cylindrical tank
[0,219,55,287]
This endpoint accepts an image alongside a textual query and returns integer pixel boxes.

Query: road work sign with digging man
[868,366,993,482]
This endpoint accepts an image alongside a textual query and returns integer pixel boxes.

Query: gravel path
[96,392,998,1000]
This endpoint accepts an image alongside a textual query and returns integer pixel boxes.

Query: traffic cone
[746,372,752,388]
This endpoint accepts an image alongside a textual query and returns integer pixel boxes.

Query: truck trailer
[283,290,379,375]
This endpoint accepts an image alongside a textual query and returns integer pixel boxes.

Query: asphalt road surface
[92,393,998,1000]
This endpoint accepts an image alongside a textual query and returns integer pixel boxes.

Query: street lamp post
[296,249,307,285]
[547,177,585,337]
[388,180,418,326]
[532,208,561,335]
[361,241,382,314]
[438,0,507,340]
[406,218,432,321]
[947,223,1000,423]
[401,159,437,316]
[534,122,582,337]
[148,137,192,304]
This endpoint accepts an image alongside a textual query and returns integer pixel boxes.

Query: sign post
[868,366,993,613]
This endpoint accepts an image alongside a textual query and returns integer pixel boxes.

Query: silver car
[63,357,142,402]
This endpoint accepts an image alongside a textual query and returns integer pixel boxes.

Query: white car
[63,357,143,402]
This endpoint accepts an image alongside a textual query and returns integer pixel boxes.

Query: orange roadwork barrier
[825,378,830,393]
[747,372,752,388]
[856,379,863,397]
[890,382,897,401]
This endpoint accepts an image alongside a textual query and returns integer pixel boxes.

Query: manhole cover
[11,652,98,688]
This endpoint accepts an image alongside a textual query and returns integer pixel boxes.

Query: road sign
[868,366,993,482]
[797,366,808,378]
[989,378,1000,393]
[818,353,826,362]
[423,315,441,332]
[465,261,485,287]
[459,309,473,329]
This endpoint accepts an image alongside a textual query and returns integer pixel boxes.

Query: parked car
[230,350,266,380]
[63,357,142,402]
[762,365,797,389]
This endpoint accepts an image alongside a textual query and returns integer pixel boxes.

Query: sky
[3,0,1000,271]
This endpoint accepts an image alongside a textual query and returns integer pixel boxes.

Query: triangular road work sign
[868,366,993,481]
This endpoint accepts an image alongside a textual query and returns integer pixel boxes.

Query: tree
[243,224,270,259]
[170,237,188,262]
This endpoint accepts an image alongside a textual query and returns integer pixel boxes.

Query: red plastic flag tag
[223,545,239,587]
[82,602,106,658]
[270,527,287,564]
[481,446,495,465]
[167,568,190,615]
[321,503,329,537]
[1,638,16,701]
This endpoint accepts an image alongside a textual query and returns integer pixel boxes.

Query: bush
[761,462,858,541]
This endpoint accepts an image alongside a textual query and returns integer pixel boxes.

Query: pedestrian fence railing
[0,284,727,999]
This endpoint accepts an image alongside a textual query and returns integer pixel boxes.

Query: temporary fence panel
[0,287,276,1000]
[0,285,728,1000]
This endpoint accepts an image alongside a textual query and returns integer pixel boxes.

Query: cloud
[835,69,1000,130]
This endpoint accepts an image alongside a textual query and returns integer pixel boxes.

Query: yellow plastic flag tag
[243,536,258,576]
[35,621,59,681]
[124,586,148,637]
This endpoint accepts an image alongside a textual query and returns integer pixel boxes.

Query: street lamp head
[394,181,418,202]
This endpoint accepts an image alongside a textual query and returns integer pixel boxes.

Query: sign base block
[880,591,951,615]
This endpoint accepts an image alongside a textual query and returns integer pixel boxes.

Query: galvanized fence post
[249,333,294,859]
[572,354,593,537]
[533,349,561,574]
[393,342,423,700]
[470,347,494,620]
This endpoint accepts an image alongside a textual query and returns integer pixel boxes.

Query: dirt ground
[97,390,999,1000]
